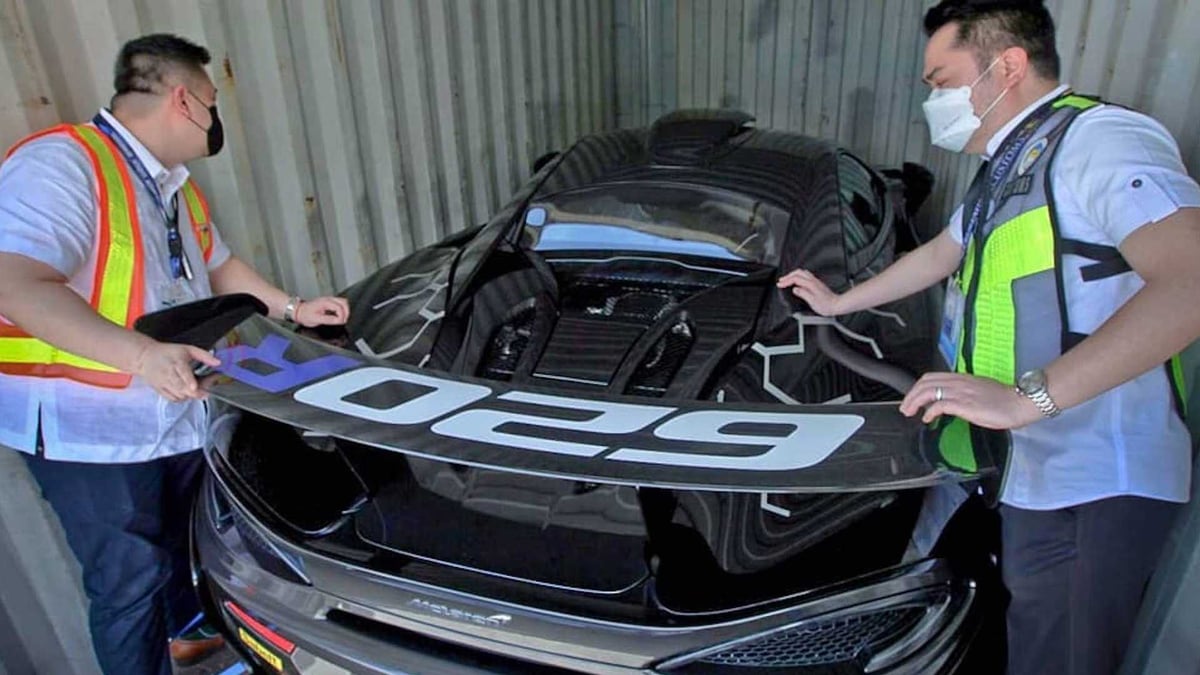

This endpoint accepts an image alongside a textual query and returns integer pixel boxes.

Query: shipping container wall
[2,1,1200,673]
[0,0,618,298]
[616,0,1200,234]
[6,1,1196,292]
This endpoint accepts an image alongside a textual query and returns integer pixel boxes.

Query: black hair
[923,0,1060,80]
[113,33,211,96]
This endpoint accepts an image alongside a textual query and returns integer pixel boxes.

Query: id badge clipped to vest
[938,278,966,370]
[160,278,190,309]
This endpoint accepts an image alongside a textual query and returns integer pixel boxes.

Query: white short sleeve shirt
[0,110,232,463]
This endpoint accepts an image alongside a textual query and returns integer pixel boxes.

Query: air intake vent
[625,318,694,397]
[648,109,754,165]
[698,605,925,668]
[480,305,538,381]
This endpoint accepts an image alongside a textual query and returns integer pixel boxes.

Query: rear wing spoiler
[206,315,1004,493]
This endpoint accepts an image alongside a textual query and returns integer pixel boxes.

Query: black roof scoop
[648,109,754,165]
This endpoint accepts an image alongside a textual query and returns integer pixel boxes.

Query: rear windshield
[520,182,789,262]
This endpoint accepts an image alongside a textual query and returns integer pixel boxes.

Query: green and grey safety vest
[956,93,1185,404]
[938,92,1187,481]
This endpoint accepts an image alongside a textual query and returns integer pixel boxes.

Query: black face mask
[186,90,225,156]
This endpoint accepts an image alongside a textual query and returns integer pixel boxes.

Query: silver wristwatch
[1016,368,1061,419]
[283,295,303,323]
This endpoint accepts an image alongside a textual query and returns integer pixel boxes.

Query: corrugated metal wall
[0,0,618,298]
[2,1,1200,673]
[617,0,1200,233]
[4,1,1197,291]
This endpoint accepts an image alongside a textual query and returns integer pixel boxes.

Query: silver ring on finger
[935,386,944,402]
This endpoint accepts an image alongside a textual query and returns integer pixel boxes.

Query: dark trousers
[23,450,206,675]
[1001,496,1180,675]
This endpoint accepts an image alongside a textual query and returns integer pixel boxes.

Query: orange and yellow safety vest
[0,123,213,388]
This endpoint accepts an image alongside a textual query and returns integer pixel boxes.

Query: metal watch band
[1016,385,1062,418]
[283,296,302,323]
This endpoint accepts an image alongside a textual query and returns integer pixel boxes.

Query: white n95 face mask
[923,58,1008,153]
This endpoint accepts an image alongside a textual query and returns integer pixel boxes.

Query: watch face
[1018,369,1046,393]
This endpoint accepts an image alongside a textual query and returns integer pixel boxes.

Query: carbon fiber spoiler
[200,315,1002,493]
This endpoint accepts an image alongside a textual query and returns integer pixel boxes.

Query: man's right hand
[776,268,843,316]
[133,341,221,402]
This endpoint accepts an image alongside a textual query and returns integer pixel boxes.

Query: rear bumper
[193,471,990,674]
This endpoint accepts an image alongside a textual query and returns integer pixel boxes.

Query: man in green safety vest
[778,1,1200,673]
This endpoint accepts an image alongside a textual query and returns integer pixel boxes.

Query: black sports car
[180,110,1008,674]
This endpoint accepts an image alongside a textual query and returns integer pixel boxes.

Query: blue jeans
[23,449,206,675]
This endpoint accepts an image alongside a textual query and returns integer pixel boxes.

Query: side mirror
[133,293,268,350]
[880,162,937,252]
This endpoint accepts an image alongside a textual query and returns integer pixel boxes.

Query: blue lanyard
[91,113,193,280]
[959,95,1065,253]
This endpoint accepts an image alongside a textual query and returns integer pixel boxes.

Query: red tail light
[224,600,296,654]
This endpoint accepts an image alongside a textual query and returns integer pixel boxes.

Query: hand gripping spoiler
[206,315,1002,493]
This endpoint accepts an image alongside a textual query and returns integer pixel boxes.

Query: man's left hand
[294,296,351,327]
[900,372,1042,429]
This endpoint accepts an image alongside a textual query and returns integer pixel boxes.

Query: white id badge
[159,279,190,308]
[938,279,966,369]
